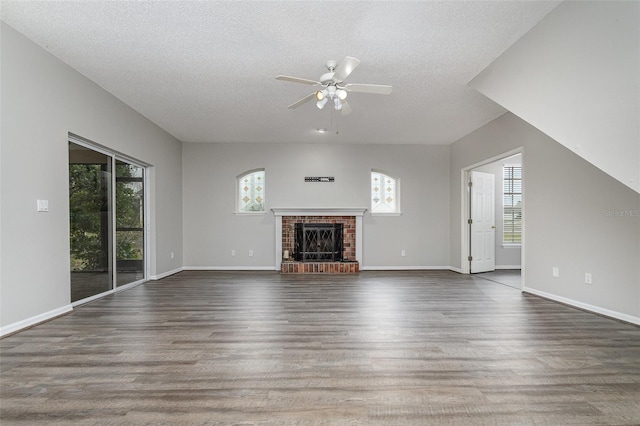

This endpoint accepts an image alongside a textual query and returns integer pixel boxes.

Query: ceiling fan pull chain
[330,105,334,129]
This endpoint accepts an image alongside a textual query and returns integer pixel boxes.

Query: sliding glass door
[115,160,145,287]
[69,140,146,303]
[69,142,113,302]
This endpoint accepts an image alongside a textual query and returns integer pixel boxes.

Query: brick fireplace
[272,208,366,273]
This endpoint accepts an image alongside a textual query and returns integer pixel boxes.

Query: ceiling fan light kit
[316,97,328,109]
[276,56,392,115]
[315,87,348,111]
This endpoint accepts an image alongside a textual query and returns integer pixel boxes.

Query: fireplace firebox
[294,223,343,262]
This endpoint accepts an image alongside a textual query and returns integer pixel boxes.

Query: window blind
[503,166,522,243]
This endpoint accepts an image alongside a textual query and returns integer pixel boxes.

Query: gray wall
[451,113,640,320]
[470,1,640,194]
[182,143,450,269]
[0,22,183,331]
[475,154,522,268]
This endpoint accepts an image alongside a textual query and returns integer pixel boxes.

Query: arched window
[237,169,265,213]
[371,170,400,214]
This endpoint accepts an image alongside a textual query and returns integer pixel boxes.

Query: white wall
[470,1,640,194]
[451,113,640,323]
[0,22,183,332]
[474,154,522,269]
[182,143,450,269]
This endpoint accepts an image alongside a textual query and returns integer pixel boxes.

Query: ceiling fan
[276,56,392,115]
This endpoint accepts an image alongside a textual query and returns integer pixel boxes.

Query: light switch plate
[37,200,49,212]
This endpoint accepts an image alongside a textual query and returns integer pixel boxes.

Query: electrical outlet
[552,267,559,277]
[231,250,236,256]
[248,250,253,257]
[585,273,592,284]
[36,199,49,212]
[401,250,406,257]
[171,252,174,259]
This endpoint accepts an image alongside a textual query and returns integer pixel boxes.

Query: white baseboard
[184,266,278,271]
[523,287,640,326]
[150,267,184,280]
[360,266,452,271]
[114,279,146,292]
[449,266,464,274]
[1,304,73,338]
[496,265,522,270]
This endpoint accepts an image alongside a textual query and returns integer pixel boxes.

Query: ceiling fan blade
[276,75,320,85]
[332,56,360,82]
[340,101,352,115]
[287,92,316,109]
[345,83,392,95]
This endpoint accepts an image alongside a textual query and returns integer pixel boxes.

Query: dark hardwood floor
[2,271,639,425]
[474,269,521,289]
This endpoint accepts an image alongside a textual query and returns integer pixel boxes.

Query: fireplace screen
[294,223,343,262]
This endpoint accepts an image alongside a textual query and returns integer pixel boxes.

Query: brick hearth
[280,261,359,274]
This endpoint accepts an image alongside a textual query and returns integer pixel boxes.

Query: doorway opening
[461,148,524,289]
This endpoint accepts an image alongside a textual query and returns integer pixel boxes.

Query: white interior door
[470,171,495,273]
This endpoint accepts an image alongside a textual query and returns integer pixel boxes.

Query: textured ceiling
[1,1,560,144]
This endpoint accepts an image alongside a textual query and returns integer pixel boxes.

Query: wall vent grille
[305,177,334,182]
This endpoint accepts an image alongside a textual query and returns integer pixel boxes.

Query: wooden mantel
[272,208,367,270]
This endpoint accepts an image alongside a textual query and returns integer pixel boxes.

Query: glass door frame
[69,134,149,306]
[115,158,147,288]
